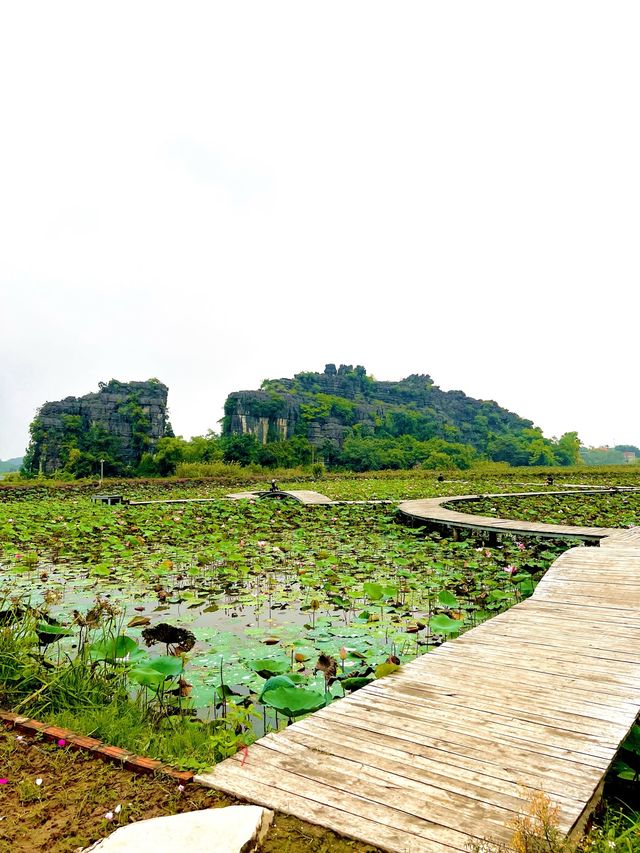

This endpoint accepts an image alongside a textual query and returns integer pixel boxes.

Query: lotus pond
[456,490,640,528]
[0,489,573,739]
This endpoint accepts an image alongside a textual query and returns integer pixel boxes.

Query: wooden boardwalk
[226,489,334,505]
[397,489,639,543]
[131,490,334,506]
[197,507,640,851]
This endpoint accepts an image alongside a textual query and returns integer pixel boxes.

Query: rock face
[223,364,533,453]
[26,379,169,474]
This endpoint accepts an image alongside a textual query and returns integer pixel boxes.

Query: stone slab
[84,805,273,852]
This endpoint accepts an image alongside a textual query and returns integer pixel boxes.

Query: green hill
[223,364,580,470]
[0,457,23,473]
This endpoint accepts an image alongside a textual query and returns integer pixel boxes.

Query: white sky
[1,2,639,460]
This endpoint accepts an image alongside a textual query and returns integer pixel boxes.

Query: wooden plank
[320,697,611,771]
[203,755,492,850]
[397,492,623,542]
[289,714,593,804]
[284,719,587,811]
[399,662,640,722]
[393,667,639,725]
[319,697,606,786]
[361,678,635,734]
[433,641,640,683]
[424,648,640,695]
[493,603,640,631]
[409,647,640,697]
[453,630,640,666]
[247,738,523,837]
[531,589,640,609]
[197,764,449,853]
[339,691,616,762]
[260,730,528,816]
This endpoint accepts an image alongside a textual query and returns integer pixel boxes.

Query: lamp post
[99,459,104,489]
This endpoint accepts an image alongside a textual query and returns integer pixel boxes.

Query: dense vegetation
[455,491,640,528]
[0,468,638,849]
[221,364,585,472]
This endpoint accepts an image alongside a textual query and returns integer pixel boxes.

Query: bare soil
[0,730,380,853]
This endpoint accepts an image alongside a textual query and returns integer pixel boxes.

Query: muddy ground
[0,730,381,853]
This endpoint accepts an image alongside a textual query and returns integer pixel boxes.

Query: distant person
[546,474,554,486]
[269,479,279,492]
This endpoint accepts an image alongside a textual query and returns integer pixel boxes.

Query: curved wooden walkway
[226,489,334,505]
[398,488,639,543]
[197,493,640,852]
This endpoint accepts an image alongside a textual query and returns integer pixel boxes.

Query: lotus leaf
[260,685,326,718]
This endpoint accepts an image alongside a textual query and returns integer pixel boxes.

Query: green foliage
[487,429,582,468]
[462,491,640,528]
[312,462,326,480]
[22,414,125,478]
[257,436,312,468]
[224,392,285,419]
[338,434,475,472]
[138,432,225,476]
[225,366,585,472]
[0,610,252,771]
[300,394,358,425]
[0,457,24,474]
[222,433,261,465]
[615,444,640,455]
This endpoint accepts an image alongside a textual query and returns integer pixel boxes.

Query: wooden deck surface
[397,489,639,542]
[197,498,640,852]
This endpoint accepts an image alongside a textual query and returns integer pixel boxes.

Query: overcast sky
[1,2,639,460]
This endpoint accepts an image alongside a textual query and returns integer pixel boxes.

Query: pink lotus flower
[15,553,22,560]
[517,541,526,551]
[57,739,66,747]
[503,565,517,575]
[0,779,8,785]
[104,811,114,821]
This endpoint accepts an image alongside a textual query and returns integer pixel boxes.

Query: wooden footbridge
[197,492,640,852]
[398,488,640,544]
[129,489,335,506]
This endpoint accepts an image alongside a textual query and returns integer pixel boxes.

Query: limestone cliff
[24,379,169,475]
[223,364,533,453]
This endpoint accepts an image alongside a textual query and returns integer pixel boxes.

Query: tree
[222,434,260,465]
[554,432,581,466]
